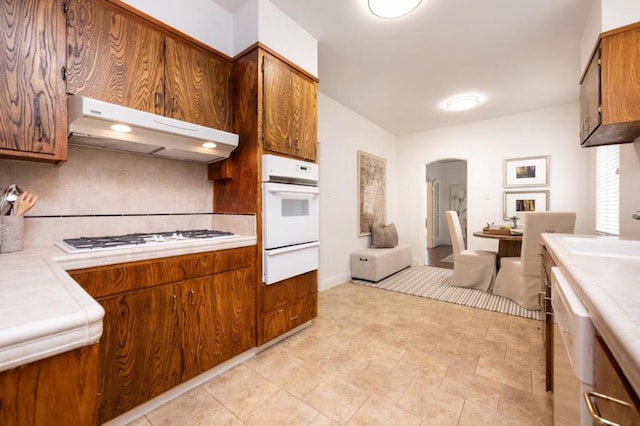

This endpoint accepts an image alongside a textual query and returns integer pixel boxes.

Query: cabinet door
[66,0,165,114]
[601,28,640,126]
[263,54,317,161]
[213,268,255,359]
[580,48,601,144]
[180,276,220,380]
[164,37,232,131]
[181,269,255,378]
[263,54,295,155]
[0,0,67,161]
[291,73,318,161]
[99,286,182,422]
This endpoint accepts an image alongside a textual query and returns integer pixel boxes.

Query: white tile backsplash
[0,145,213,216]
[0,145,256,248]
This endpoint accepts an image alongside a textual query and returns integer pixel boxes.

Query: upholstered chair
[445,210,497,291]
[493,212,576,310]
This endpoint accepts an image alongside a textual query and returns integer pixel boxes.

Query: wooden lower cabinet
[261,271,318,344]
[589,334,640,425]
[69,247,256,422]
[0,343,100,426]
[263,294,317,343]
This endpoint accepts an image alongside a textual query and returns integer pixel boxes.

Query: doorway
[424,159,468,266]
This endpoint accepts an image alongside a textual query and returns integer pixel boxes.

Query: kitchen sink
[560,236,640,258]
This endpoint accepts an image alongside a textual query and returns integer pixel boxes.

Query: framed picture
[504,156,549,187]
[358,151,386,236]
[503,190,549,220]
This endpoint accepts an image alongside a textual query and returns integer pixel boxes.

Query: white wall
[233,0,317,76]
[318,92,396,291]
[120,0,234,56]
[396,103,594,263]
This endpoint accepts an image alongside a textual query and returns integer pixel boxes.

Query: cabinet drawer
[262,270,317,312]
[70,246,255,298]
[262,294,317,343]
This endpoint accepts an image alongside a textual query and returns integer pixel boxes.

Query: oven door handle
[268,188,319,197]
[265,241,319,256]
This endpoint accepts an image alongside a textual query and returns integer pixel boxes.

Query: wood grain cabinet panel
[261,270,317,344]
[65,0,232,129]
[65,0,165,114]
[70,248,256,422]
[0,0,67,162]
[581,22,640,147]
[98,285,182,422]
[0,344,100,426]
[164,37,232,131]
[263,54,317,161]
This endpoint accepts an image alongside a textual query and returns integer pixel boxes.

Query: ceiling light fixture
[444,95,481,112]
[368,0,423,18]
[202,142,217,149]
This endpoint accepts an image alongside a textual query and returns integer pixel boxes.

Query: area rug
[351,266,541,320]
[440,254,454,263]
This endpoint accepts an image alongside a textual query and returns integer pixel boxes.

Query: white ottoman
[350,245,412,282]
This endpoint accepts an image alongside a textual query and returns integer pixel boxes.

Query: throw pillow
[371,223,398,248]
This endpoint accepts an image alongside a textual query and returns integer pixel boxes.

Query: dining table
[472,230,523,259]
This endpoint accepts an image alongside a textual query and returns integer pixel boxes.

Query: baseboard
[319,272,350,292]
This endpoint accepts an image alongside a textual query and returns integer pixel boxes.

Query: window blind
[595,145,620,235]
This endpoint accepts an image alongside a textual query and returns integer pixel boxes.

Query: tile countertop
[0,235,256,373]
[542,233,640,396]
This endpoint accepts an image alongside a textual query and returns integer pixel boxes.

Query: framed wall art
[504,155,549,187]
[503,190,549,220]
[358,151,386,236]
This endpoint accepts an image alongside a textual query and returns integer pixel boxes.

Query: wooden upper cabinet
[263,53,317,161]
[65,0,232,129]
[0,0,67,162]
[581,22,640,147]
[66,0,165,114]
[165,37,232,131]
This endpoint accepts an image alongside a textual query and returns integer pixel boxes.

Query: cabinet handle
[154,92,162,108]
[172,97,177,112]
[38,122,43,142]
[188,290,195,306]
[286,136,292,149]
[295,139,300,150]
[583,391,630,426]
[289,315,299,321]
[171,294,177,311]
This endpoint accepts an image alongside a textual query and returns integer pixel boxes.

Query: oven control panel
[262,154,318,185]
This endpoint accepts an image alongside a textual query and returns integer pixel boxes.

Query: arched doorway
[424,158,468,266]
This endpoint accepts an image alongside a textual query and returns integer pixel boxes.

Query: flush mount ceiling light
[444,95,481,112]
[368,0,423,18]
[202,142,217,149]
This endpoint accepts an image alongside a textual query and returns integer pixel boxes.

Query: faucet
[633,210,640,220]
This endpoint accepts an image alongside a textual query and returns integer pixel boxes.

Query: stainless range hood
[68,95,238,163]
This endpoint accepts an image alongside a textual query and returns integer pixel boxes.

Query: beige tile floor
[128,283,552,426]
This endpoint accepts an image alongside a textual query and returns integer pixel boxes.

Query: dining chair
[445,210,497,291]
[493,212,576,310]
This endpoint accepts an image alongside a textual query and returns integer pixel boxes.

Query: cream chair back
[521,212,576,276]
[445,210,466,255]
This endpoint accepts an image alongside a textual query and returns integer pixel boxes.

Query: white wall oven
[262,155,319,285]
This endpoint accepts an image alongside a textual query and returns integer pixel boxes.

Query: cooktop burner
[58,229,235,253]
